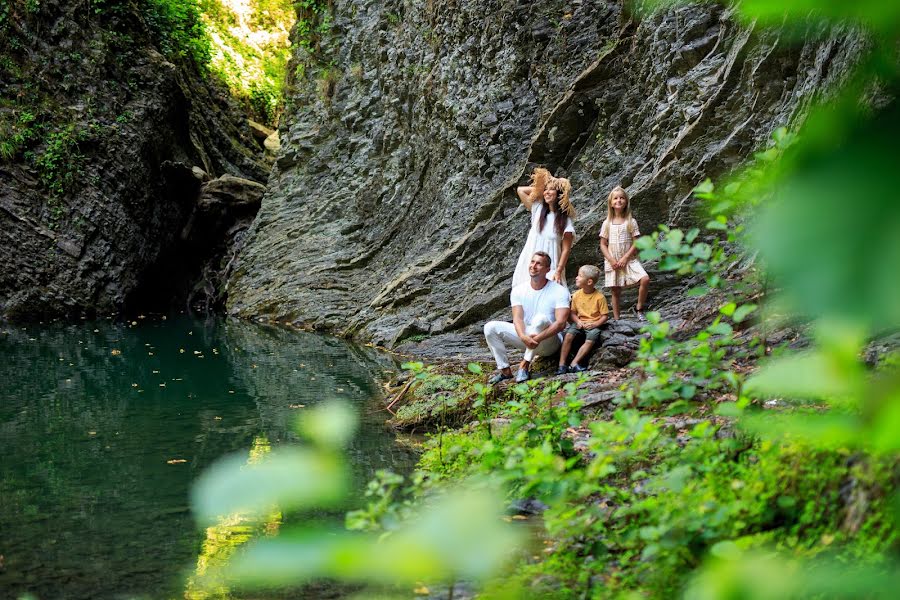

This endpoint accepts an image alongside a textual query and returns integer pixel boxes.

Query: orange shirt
[571,288,610,322]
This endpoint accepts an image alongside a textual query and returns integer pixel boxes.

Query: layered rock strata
[228,0,862,347]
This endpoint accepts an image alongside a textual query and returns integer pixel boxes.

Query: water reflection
[184,436,283,600]
[0,316,417,600]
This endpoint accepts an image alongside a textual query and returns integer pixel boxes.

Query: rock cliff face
[0,0,268,319]
[227,0,861,346]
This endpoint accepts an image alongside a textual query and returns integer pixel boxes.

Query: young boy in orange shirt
[557,265,610,374]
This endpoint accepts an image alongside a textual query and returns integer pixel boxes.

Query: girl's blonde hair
[606,185,634,233]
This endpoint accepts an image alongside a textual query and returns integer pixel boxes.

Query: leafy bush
[189,402,524,595]
[0,110,37,161]
[141,0,212,66]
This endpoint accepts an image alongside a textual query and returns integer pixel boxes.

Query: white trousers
[483,315,561,370]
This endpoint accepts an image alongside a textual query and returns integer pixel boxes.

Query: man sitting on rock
[484,251,571,384]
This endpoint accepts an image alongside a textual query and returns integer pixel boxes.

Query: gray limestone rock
[227,0,863,348]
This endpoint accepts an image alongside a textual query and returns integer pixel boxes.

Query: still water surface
[0,316,418,599]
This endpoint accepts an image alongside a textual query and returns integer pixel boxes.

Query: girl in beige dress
[599,186,650,320]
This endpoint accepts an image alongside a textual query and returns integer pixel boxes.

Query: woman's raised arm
[516,186,535,210]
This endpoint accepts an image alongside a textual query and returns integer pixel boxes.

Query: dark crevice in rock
[125,171,265,315]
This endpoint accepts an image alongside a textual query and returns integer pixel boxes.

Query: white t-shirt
[510,279,571,326]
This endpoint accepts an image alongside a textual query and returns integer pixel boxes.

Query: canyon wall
[227,0,861,346]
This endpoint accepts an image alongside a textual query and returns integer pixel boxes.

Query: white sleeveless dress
[511,201,576,288]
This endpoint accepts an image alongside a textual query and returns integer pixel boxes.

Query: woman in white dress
[512,168,576,288]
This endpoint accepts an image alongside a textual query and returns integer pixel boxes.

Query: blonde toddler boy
[557,265,610,374]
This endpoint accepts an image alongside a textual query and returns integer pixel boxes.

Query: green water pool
[0,316,418,599]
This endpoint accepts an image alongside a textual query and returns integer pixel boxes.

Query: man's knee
[528,314,552,331]
[484,320,499,337]
[484,320,509,343]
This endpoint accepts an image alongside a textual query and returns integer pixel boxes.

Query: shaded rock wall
[0,0,268,319]
[228,0,862,345]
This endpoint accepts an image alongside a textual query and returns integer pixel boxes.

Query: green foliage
[624,308,753,411]
[35,123,88,217]
[0,110,37,162]
[143,0,211,65]
[419,378,587,495]
[198,0,297,125]
[418,427,490,478]
[737,0,900,35]
[88,0,212,65]
[628,1,900,596]
[534,419,897,597]
[190,402,523,594]
[392,362,480,427]
[753,102,900,329]
[193,447,347,523]
[345,469,428,533]
[407,377,896,598]
[293,0,332,53]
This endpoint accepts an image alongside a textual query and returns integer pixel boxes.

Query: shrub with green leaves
[190,402,524,595]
